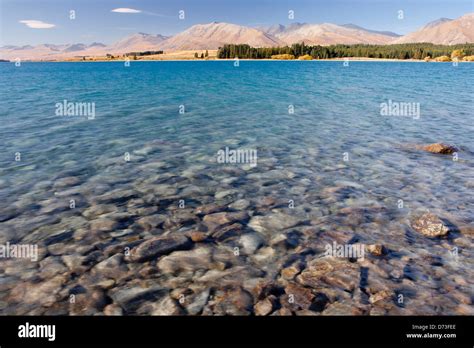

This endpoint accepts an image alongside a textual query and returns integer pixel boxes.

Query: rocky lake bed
[1,139,473,316]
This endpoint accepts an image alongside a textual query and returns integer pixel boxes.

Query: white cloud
[111,8,142,14]
[19,20,55,29]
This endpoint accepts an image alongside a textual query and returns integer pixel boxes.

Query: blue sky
[0,0,472,45]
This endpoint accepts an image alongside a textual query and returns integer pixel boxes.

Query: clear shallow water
[0,61,473,315]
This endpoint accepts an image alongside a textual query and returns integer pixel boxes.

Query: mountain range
[392,13,474,45]
[266,22,396,46]
[1,13,472,60]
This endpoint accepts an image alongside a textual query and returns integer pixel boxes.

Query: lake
[0,61,473,315]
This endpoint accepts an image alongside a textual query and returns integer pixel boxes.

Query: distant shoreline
[4,42,473,63]
[3,58,472,63]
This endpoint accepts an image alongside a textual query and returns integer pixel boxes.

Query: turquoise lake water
[1,61,473,211]
[0,61,473,315]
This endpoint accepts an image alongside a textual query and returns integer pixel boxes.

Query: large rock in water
[157,247,214,273]
[296,257,359,292]
[128,235,192,262]
[411,213,450,237]
[203,211,249,229]
[421,143,458,154]
[254,297,275,316]
[109,285,166,312]
[248,212,301,235]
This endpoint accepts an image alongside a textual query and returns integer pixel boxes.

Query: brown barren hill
[393,13,474,45]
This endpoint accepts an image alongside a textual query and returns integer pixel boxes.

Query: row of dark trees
[217,43,474,60]
[123,50,163,57]
[194,50,209,58]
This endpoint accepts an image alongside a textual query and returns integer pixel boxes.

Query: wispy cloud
[111,8,142,14]
[19,20,55,29]
[111,7,171,17]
